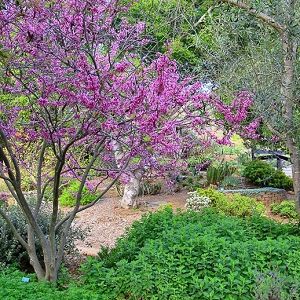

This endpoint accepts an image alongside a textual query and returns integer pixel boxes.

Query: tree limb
[220,0,286,33]
[0,208,29,251]
[194,5,218,27]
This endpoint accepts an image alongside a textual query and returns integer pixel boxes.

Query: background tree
[211,0,300,208]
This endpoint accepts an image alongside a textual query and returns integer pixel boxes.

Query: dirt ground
[73,191,188,256]
[72,190,291,257]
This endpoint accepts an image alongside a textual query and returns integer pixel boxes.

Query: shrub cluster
[80,208,300,299]
[2,208,300,299]
[59,180,98,207]
[206,162,236,186]
[179,174,204,191]
[139,180,162,196]
[243,160,293,190]
[0,203,86,271]
[196,188,265,217]
[271,200,299,220]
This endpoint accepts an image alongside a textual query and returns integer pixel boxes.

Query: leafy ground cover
[2,208,300,299]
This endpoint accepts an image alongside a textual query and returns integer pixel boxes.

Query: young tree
[0,0,257,281]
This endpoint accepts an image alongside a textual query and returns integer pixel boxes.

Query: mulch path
[73,191,188,256]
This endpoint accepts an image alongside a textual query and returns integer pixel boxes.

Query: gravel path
[73,191,188,256]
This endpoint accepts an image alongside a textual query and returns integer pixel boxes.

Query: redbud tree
[0,0,258,281]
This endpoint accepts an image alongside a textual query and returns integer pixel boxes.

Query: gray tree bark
[121,169,143,209]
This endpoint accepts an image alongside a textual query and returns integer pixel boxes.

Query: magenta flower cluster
[0,0,260,181]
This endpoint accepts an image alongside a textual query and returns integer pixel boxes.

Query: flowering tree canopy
[0,0,258,281]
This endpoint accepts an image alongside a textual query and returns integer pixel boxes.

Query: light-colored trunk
[111,140,144,209]
[121,170,143,209]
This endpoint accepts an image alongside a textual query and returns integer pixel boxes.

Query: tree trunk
[27,225,45,280]
[121,170,143,209]
[280,16,299,210]
[290,145,300,211]
[28,251,45,280]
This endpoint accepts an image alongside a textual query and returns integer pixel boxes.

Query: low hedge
[243,160,293,190]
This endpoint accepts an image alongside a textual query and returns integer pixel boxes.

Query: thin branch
[0,208,29,251]
[55,158,130,231]
[35,142,47,216]
[194,5,218,27]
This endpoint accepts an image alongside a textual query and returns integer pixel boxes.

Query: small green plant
[59,180,98,207]
[187,155,212,175]
[180,174,204,191]
[243,160,293,190]
[185,191,211,212]
[206,162,236,186]
[271,200,299,220]
[197,188,265,217]
[139,180,162,196]
[220,175,241,188]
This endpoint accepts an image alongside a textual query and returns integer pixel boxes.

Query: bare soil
[73,191,188,256]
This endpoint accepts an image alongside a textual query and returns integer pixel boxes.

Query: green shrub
[187,155,212,174]
[180,174,204,191]
[220,175,241,188]
[0,203,86,271]
[243,160,293,190]
[139,180,162,196]
[197,188,265,217]
[0,268,63,300]
[271,201,299,220]
[81,208,300,299]
[59,180,98,207]
[2,209,300,299]
[206,162,236,186]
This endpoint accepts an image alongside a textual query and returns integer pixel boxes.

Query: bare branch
[55,157,130,231]
[194,5,218,27]
[35,142,47,216]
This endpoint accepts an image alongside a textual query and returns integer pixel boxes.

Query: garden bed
[221,187,288,205]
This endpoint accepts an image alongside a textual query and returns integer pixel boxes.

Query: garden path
[73,191,188,256]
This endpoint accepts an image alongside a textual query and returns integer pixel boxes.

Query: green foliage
[125,0,205,67]
[180,174,204,191]
[187,154,212,175]
[271,201,299,220]
[206,162,236,186]
[2,209,300,299]
[220,175,241,188]
[197,188,265,217]
[243,160,293,190]
[0,267,100,300]
[0,204,86,271]
[80,208,300,299]
[139,180,162,196]
[0,268,63,300]
[59,180,98,207]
